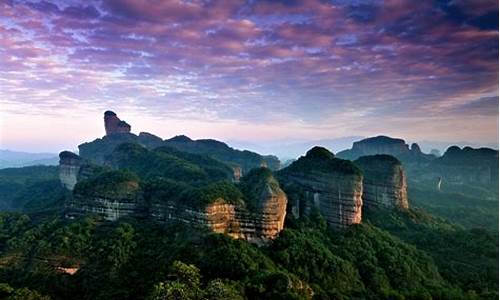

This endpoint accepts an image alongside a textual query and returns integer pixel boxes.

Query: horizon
[0,0,498,153]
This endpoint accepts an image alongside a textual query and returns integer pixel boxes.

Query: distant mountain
[417,140,498,154]
[0,149,59,169]
[336,135,435,163]
[228,136,364,160]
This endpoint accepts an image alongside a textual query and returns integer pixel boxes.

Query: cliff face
[63,162,287,243]
[150,170,287,243]
[150,187,287,244]
[355,155,408,210]
[67,170,145,220]
[278,147,363,228]
[59,151,82,190]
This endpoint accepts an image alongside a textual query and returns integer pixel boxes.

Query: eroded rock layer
[62,157,287,243]
[355,155,408,210]
[278,147,363,228]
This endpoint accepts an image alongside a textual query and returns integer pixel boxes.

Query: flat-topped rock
[355,155,408,210]
[278,147,363,228]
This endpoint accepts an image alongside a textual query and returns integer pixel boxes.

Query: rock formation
[59,151,98,190]
[354,155,408,210]
[278,147,363,228]
[61,149,287,243]
[104,111,131,135]
[150,181,287,244]
[59,151,83,190]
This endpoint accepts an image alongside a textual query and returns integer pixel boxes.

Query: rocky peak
[104,111,131,136]
[410,143,422,154]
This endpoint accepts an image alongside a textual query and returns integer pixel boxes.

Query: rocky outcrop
[59,151,83,190]
[355,155,408,210]
[278,147,363,228]
[104,111,131,135]
[59,151,98,190]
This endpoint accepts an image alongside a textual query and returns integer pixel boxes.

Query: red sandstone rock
[104,111,131,136]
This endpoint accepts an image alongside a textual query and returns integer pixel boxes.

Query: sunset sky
[0,0,498,153]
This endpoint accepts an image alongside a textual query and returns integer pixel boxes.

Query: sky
[0,0,498,153]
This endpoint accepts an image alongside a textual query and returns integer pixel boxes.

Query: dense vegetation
[0,205,495,300]
[0,166,66,212]
[0,141,497,299]
[107,143,233,184]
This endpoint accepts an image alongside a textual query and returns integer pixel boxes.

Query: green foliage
[0,210,495,300]
[0,166,63,211]
[408,181,498,230]
[148,261,244,300]
[107,143,232,184]
[188,181,244,207]
[0,284,51,300]
[365,208,498,299]
[74,170,140,199]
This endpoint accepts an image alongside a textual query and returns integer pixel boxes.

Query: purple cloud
[0,0,497,151]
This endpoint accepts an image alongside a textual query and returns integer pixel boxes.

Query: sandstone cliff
[62,155,287,242]
[59,151,100,190]
[278,147,363,228]
[355,155,408,210]
[66,170,145,220]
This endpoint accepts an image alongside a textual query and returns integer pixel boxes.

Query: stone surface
[59,151,82,190]
[278,147,363,228]
[355,155,408,210]
[104,111,131,135]
[59,151,100,190]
